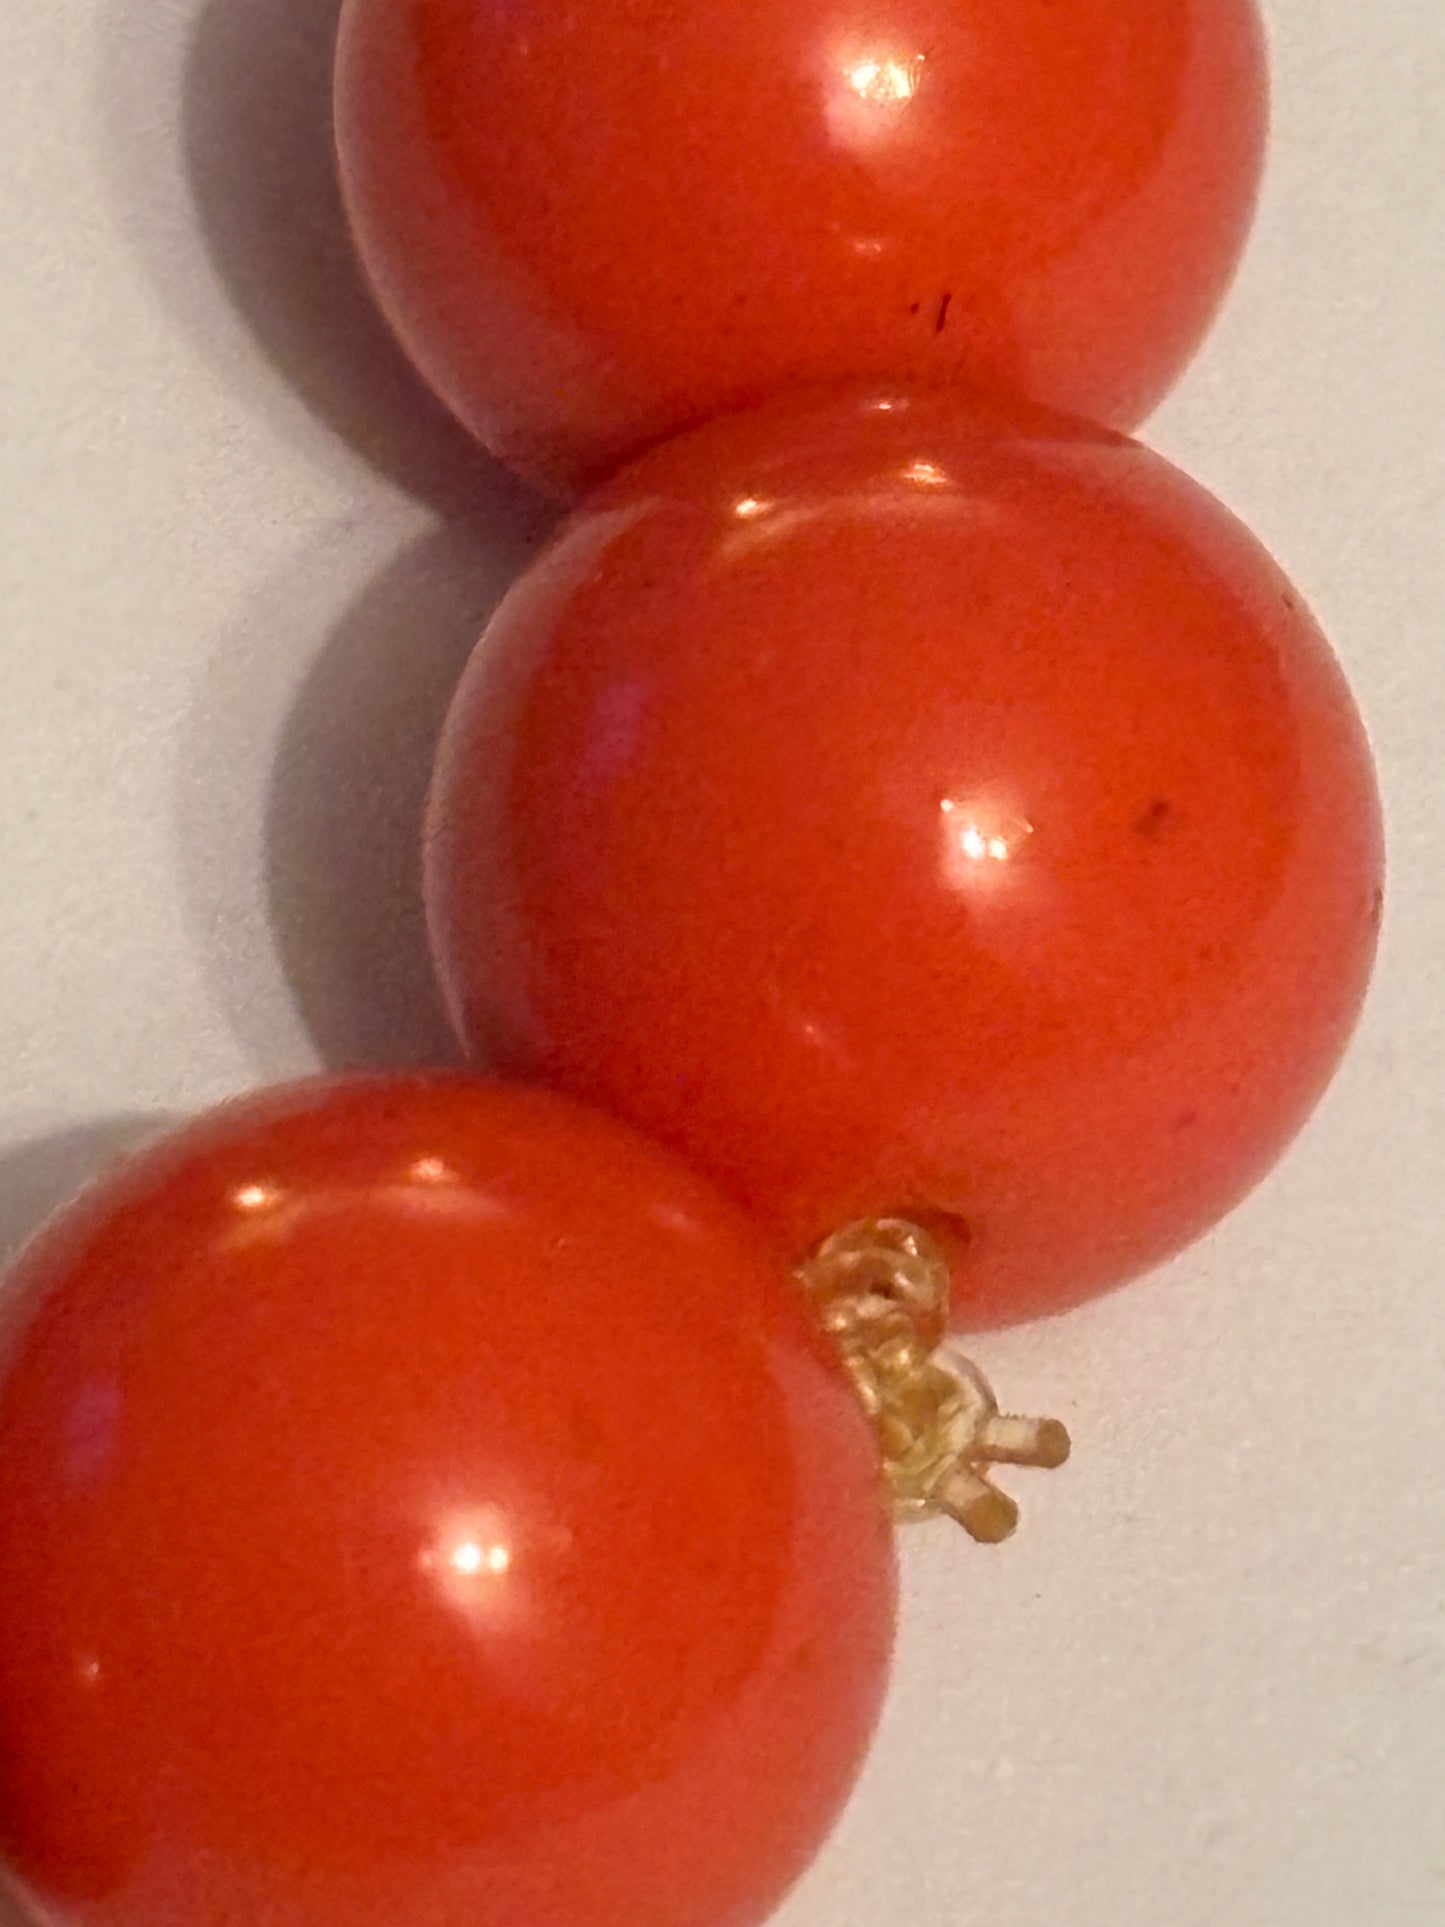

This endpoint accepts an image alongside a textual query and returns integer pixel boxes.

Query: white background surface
[2,3,1442,1922]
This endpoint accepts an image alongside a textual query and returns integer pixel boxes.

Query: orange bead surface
[427,390,1384,1327]
[335,0,1267,492]
[0,1076,894,1927]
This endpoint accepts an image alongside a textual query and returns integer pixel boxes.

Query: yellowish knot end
[799,1218,1070,1544]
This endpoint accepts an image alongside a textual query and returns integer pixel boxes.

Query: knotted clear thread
[800,1219,1070,1543]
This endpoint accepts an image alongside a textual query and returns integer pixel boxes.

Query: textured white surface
[1,2,1442,1923]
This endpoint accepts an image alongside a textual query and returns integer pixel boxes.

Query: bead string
[800,1219,1070,1542]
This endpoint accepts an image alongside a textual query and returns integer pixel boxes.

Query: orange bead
[335,0,1267,492]
[426,390,1384,1327]
[0,1076,894,1927]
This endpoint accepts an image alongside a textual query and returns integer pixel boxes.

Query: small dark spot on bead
[566,1398,608,1459]
[1133,797,1175,837]
[1282,591,1299,615]
[909,300,922,316]
[935,291,953,333]
[1369,885,1385,929]
[1174,1108,1200,1131]
[788,1635,825,1675]
[1196,942,1219,965]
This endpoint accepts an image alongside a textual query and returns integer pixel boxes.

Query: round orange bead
[0,1076,894,1927]
[336,0,1267,492]
[426,390,1384,1326]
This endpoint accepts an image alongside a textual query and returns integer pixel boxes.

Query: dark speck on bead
[1133,797,1175,837]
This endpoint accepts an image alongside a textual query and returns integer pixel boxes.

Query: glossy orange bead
[335,0,1267,493]
[0,1076,894,1927]
[426,389,1384,1327]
